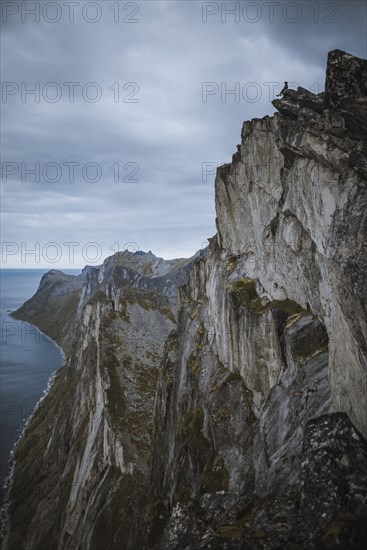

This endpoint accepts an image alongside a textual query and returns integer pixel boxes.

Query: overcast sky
[1,0,366,268]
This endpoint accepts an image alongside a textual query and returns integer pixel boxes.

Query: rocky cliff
[3,50,367,549]
[3,252,195,549]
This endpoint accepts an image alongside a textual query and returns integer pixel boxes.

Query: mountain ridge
[3,49,367,549]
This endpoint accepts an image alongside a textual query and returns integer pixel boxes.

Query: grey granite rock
[3,50,367,550]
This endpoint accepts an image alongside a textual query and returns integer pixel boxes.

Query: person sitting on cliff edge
[277,81,288,97]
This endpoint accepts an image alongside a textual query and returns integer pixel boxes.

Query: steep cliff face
[149,248,366,548]
[148,49,367,548]
[214,49,367,435]
[3,252,195,549]
[3,50,367,549]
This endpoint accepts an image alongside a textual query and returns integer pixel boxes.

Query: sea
[0,268,81,503]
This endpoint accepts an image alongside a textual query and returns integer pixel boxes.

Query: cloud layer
[1,0,366,267]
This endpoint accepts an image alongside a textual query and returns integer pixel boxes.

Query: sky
[1,0,366,268]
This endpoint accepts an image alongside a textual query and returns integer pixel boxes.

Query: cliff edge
[3,50,367,549]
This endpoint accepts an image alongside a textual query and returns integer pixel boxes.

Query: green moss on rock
[187,352,201,375]
[143,496,170,549]
[229,277,306,318]
[179,408,205,436]
[218,525,244,539]
[202,454,229,492]
[226,255,239,273]
[228,278,259,309]
[269,299,304,316]
[104,349,126,426]
[222,371,243,385]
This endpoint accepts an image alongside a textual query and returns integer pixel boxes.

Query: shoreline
[9,313,67,363]
[0,315,66,545]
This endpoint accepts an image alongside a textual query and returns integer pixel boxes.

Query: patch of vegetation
[135,363,161,400]
[174,484,191,504]
[143,496,170,549]
[118,298,131,323]
[196,323,206,338]
[202,454,229,493]
[226,255,239,273]
[161,306,176,324]
[103,348,126,427]
[125,409,152,448]
[175,407,219,504]
[218,526,244,539]
[187,352,201,375]
[222,371,243,385]
[179,408,205,437]
[270,299,304,316]
[215,408,232,422]
[194,322,206,352]
[177,408,211,461]
[146,350,162,362]
[228,277,306,318]
[190,308,201,320]
[209,365,244,395]
[228,278,261,311]
[122,354,133,368]
[121,287,176,322]
[89,290,111,306]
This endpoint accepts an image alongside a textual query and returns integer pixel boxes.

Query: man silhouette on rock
[277,81,288,97]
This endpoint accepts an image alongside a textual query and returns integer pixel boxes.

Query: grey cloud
[1,0,366,268]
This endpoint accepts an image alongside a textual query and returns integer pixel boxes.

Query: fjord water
[0,269,80,497]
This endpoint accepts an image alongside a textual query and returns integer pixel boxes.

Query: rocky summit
[2,50,367,549]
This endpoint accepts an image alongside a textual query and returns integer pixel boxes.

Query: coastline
[9,313,67,363]
[0,315,67,544]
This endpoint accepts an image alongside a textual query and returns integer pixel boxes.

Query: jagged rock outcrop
[146,49,367,548]
[3,50,367,549]
[216,49,367,436]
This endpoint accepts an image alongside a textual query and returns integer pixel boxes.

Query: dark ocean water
[0,269,81,499]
